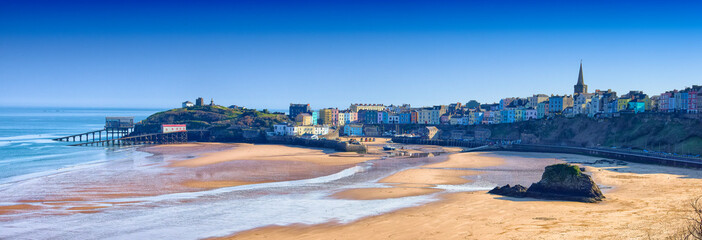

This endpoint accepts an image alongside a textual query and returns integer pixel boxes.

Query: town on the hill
[258,63,700,138]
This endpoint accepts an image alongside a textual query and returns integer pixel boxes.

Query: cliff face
[422,113,702,155]
[489,163,605,203]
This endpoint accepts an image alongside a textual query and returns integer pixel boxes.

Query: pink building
[689,89,698,113]
[659,92,672,112]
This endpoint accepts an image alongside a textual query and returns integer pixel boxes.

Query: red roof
[162,124,186,127]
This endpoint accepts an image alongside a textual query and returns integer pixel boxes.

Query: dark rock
[488,184,527,198]
[487,163,605,203]
[525,163,605,203]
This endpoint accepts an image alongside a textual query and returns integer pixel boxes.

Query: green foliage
[542,164,582,182]
[139,105,287,133]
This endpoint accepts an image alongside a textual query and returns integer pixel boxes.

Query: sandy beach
[3,141,702,240]
[221,151,702,240]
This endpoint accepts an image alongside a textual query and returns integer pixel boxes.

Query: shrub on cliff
[139,105,287,133]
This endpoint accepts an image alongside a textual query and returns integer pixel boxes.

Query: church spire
[574,60,587,94]
[577,60,584,85]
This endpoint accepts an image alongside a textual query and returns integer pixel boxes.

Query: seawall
[266,136,367,153]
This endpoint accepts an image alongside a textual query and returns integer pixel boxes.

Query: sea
[0,107,164,182]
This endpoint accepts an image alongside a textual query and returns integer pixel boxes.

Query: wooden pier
[53,128,131,142]
[68,131,188,147]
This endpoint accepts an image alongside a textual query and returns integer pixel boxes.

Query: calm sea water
[0,107,164,181]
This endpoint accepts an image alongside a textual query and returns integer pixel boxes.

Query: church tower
[574,61,587,95]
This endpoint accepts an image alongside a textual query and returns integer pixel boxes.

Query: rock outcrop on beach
[488,163,605,203]
[487,184,527,198]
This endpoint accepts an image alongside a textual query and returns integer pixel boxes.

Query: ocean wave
[0,134,59,141]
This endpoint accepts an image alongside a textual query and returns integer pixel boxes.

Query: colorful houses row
[279,63,700,137]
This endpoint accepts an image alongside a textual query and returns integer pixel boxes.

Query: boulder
[487,163,605,203]
[526,163,605,203]
[488,184,527,198]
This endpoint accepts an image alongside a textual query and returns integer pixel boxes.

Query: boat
[383,145,396,151]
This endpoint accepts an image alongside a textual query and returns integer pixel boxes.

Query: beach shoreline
[217,150,702,240]
[2,141,702,239]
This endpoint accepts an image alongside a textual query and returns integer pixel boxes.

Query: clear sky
[1,0,701,110]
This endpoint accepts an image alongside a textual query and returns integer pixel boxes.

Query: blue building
[381,111,389,124]
[628,101,646,113]
[311,111,319,125]
[399,113,411,124]
[364,110,378,124]
[344,124,364,136]
[500,109,515,123]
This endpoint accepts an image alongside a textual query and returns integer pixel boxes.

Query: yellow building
[295,113,313,126]
[617,98,631,112]
[515,109,524,122]
[319,109,332,125]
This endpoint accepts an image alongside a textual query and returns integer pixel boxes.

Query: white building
[182,101,194,108]
[524,109,538,120]
[162,124,186,133]
[388,115,400,124]
[273,124,329,137]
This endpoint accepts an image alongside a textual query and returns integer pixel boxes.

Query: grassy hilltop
[136,105,288,141]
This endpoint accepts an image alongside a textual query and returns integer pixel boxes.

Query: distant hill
[135,105,288,141]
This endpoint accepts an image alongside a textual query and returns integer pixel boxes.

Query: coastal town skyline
[2,1,702,108]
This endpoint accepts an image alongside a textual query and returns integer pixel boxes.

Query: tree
[466,100,480,109]
[669,197,702,240]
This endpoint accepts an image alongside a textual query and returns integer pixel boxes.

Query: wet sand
[332,187,442,200]
[0,143,380,217]
[170,143,377,167]
[223,152,702,240]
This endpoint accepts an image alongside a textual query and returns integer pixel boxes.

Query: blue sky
[1,0,701,109]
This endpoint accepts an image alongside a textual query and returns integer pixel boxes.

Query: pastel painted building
[295,113,313,126]
[524,109,537,120]
[363,110,379,124]
[319,108,339,126]
[399,112,411,124]
[388,114,400,124]
[340,111,358,124]
[616,98,631,112]
[689,88,699,113]
[273,124,287,136]
[469,111,483,125]
[501,109,515,123]
[311,111,319,125]
[628,101,645,113]
[548,95,574,114]
[537,102,549,119]
[344,124,364,136]
[526,94,549,109]
[417,108,432,124]
[514,108,524,122]
[337,112,346,126]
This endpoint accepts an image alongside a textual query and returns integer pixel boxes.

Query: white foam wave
[0,134,61,141]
